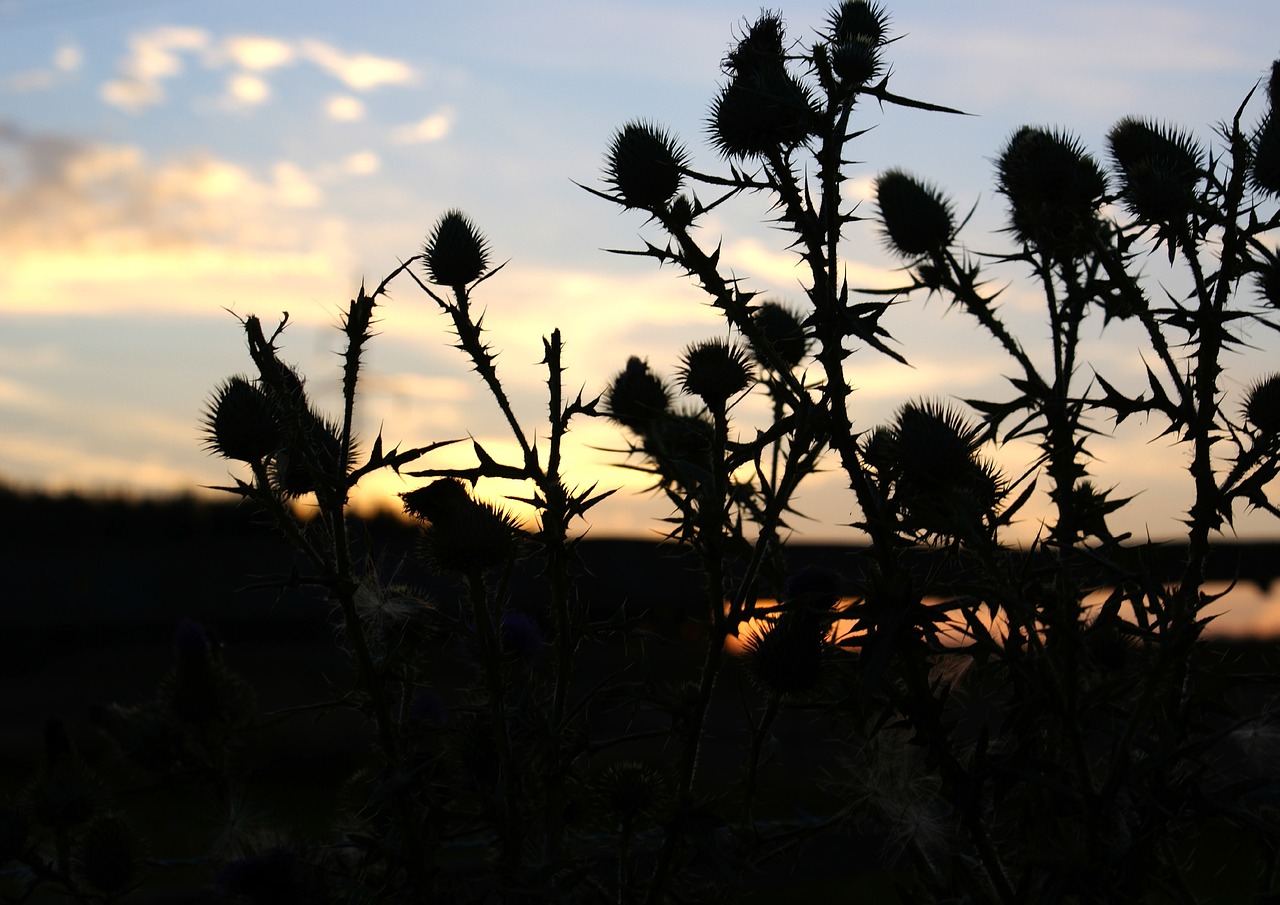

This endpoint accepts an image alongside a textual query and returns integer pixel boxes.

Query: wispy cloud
[325,94,365,122]
[392,108,455,144]
[299,39,416,91]
[220,35,295,71]
[100,26,210,112]
[2,42,83,93]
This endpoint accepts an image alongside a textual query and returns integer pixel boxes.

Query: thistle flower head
[709,69,817,159]
[1244,374,1280,437]
[423,209,490,287]
[826,1,890,85]
[741,614,826,698]
[605,121,689,211]
[606,356,672,434]
[1107,117,1203,227]
[996,126,1106,256]
[592,761,667,829]
[270,412,344,498]
[750,301,809,370]
[724,10,788,80]
[827,0,890,46]
[874,169,956,259]
[403,479,521,574]
[677,339,753,408]
[1251,111,1280,197]
[1257,253,1280,308]
[202,375,280,464]
[883,399,1004,538]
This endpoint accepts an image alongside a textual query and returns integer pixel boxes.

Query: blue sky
[1,0,1278,545]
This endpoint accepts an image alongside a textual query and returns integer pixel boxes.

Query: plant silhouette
[4,4,1278,903]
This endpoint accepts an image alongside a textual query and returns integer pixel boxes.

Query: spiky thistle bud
[710,69,817,159]
[76,815,143,897]
[605,121,689,211]
[1107,117,1203,227]
[884,399,1004,538]
[423,210,490,287]
[202,376,280,463]
[1257,254,1280,308]
[403,479,521,574]
[677,340,753,408]
[592,760,667,829]
[270,411,344,498]
[1244,374,1280,437]
[724,11,787,80]
[741,614,826,697]
[750,301,809,370]
[874,169,956,259]
[827,1,890,85]
[996,126,1106,256]
[606,357,671,434]
[1252,111,1280,197]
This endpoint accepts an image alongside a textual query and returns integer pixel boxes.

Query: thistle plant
[19,4,1272,903]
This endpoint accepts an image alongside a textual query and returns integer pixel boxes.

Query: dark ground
[1,489,1278,901]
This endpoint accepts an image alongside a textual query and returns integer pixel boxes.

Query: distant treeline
[2,486,1277,641]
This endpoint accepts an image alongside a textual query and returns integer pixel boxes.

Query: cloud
[2,42,83,93]
[224,72,270,107]
[0,122,347,318]
[325,94,365,122]
[101,26,210,112]
[392,108,455,144]
[300,39,416,90]
[54,44,82,73]
[221,35,294,71]
[343,151,380,176]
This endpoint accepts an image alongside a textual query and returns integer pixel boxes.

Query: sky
[1,0,1278,547]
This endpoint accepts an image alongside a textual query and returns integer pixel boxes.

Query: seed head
[874,169,956,259]
[724,11,788,80]
[423,209,490,287]
[677,339,753,408]
[605,121,689,211]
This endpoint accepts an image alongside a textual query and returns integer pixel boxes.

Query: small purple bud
[500,611,543,665]
[409,689,448,725]
[173,619,211,663]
